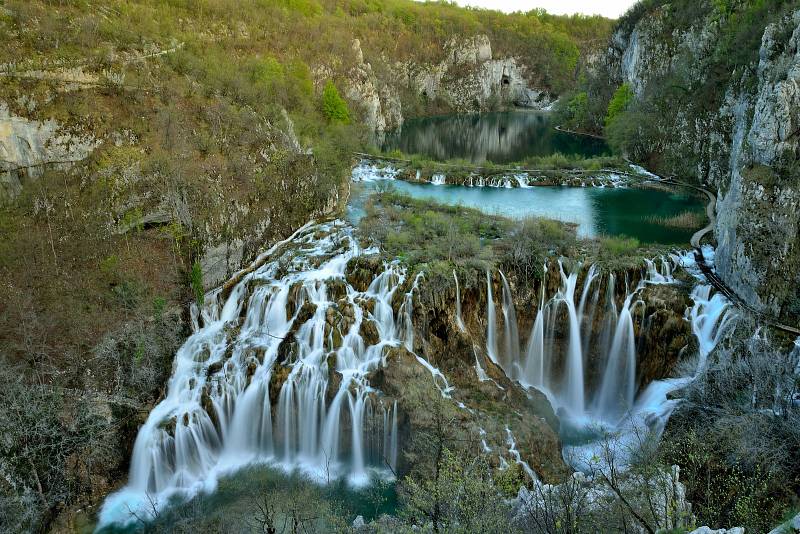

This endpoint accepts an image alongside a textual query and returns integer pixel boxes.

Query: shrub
[605,83,635,129]
[661,331,800,532]
[189,261,204,307]
[600,235,640,256]
[321,80,350,124]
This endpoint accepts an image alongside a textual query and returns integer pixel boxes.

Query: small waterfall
[453,270,466,332]
[431,173,446,185]
[400,272,425,351]
[486,271,499,365]
[593,293,637,420]
[389,400,399,472]
[689,284,737,371]
[99,222,407,526]
[522,308,545,387]
[558,264,585,416]
[499,271,521,378]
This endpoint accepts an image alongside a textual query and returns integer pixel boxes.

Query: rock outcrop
[395,35,554,112]
[346,39,404,140]
[0,102,99,199]
[346,34,555,138]
[600,5,800,320]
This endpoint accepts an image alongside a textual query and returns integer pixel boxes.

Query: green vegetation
[359,191,578,283]
[554,90,590,131]
[600,235,641,257]
[604,83,634,128]
[321,80,351,124]
[189,261,205,307]
[359,190,511,271]
[565,0,799,181]
[646,211,704,229]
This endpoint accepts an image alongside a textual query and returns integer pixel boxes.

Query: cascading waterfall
[99,222,408,526]
[487,256,683,422]
[499,271,521,378]
[480,247,739,473]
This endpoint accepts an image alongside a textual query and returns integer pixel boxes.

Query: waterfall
[401,272,424,351]
[431,173,446,185]
[522,308,545,387]
[499,271,521,378]
[593,293,638,420]
[485,271,499,365]
[453,270,466,332]
[689,284,736,371]
[389,400,399,472]
[99,222,406,526]
[558,265,585,416]
[486,259,684,422]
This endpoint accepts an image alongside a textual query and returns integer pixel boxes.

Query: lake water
[382,111,609,164]
[348,178,705,245]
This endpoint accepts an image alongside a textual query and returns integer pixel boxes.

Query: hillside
[0,1,613,531]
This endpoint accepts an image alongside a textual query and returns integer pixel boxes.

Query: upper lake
[381,111,610,164]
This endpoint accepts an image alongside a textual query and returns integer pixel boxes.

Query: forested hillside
[0,1,613,531]
[556,0,800,321]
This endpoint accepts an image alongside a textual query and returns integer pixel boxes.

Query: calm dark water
[348,179,705,245]
[382,111,610,164]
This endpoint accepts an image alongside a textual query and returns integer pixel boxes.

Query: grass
[359,190,584,288]
[646,211,704,229]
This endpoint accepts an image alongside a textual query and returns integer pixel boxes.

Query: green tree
[604,83,634,129]
[189,261,204,307]
[321,80,350,124]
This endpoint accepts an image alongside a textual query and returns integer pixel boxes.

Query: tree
[604,83,634,129]
[321,80,350,124]
[0,363,115,532]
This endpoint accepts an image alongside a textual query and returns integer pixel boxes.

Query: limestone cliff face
[346,35,555,137]
[345,39,404,139]
[603,7,800,319]
[0,102,99,198]
[395,35,554,112]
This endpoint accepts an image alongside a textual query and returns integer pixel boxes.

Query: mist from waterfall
[99,222,410,527]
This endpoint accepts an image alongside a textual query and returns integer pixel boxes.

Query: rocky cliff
[346,35,556,139]
[596,2,800,320]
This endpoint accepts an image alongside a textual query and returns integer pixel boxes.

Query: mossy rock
[359,318,380,346]
[295,301,317,326]
[269,365,292,405]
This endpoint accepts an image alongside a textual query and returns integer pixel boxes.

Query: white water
[499,271,521,378]
[453,270,466,332]
[484,252,736,432]
[486,271,499,366]
[99,222,411,526]
[431,173,446,185]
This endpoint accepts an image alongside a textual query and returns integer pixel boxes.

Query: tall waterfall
[99,222,407,526]
[499,271,521,378]
[483,251,738,434]
[486,271,499,365]
[453,270,465,332]
[486,257,682,422]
